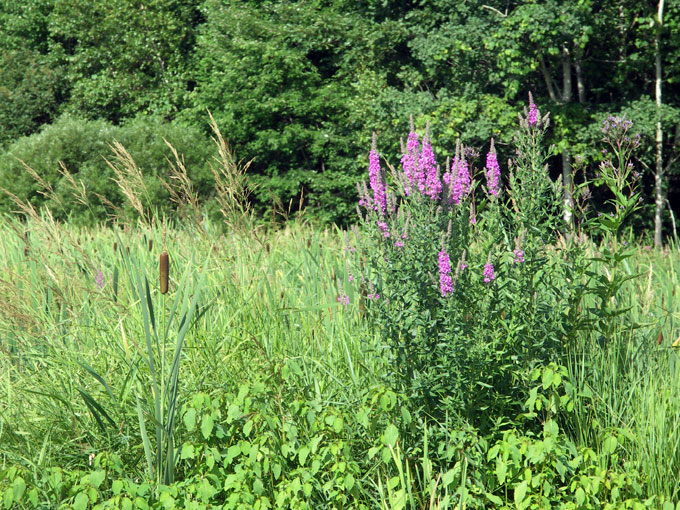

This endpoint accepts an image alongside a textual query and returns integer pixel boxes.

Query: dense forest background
[0,0,678,239]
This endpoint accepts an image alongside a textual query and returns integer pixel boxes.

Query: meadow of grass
[2,111,680,509]
[0,212,679,509]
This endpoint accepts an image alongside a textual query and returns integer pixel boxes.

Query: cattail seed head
[160,251,169,294]
[113,242,118,253]
[149,238,153,252]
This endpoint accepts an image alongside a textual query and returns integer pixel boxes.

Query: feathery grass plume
[160,251,169,295]
[106,140,152,224]
[207,112,254,234]
[160,139,203,228]
[58,161,89,208]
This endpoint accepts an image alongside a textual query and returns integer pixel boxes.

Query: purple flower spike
[483,262,496,283]
[419,136,441,200]
[438,249,454,296]
[95,269,105,289]
[528,92,538,126]
[485,138,501,196]
[401,116,420,195]
[449,153,470,206]
[369,133,386,214]
[513,249,525,263]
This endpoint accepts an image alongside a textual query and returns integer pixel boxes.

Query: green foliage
[47,0,201,122]
[0,50,62,149]
[185,0,378,224]
[0,115,215,224]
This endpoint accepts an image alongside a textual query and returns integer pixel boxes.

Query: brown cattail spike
[113,242,118,253]
[160,251,169,294]
[149,238,153,252]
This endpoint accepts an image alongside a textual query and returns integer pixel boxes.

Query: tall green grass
[2,213,680,507]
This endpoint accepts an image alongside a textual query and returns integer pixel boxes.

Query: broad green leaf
[383,424,398,447]
[201,414,214,439]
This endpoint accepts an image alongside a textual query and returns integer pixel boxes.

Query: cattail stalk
[160,251,169,294]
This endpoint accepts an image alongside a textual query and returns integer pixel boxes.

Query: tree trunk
[654,0,665,248]
[539,54,559,102]
[574,47,586,104]
[562,44,573,229]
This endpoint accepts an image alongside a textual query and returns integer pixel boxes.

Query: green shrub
[0,115,215,224]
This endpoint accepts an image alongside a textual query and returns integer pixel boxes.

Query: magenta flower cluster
[483,263,496,283]
[527,92,538,127]
[513,249,525,263]
[369,144,386,214]
[438,249,454,296]
[95,269,105,289]
[485,140,501,196]
[446,156,471,205]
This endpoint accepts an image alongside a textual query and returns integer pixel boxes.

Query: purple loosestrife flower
[438,249,454,296]
[394,240,404,248]
[95,269,105,289]
[369,133,386,214]
[377,221,390,238]
[513,249,525,263]
[419,136,441,200]
[485,138,501,196]
[337,295,349,305]
[449,156,470,205]
[527,92,538,126]
[400,119,420,195]
[483,262,496,283]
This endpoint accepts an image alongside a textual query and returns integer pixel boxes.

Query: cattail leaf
[136,396,155,479]
[77,388,116,430]
[77,361,117,405]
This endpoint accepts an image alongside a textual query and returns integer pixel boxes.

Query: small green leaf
[73,491,89,510]
[542,367,554,389]
[181,443,195,460]
[201,415,214,439]
[514,480,528,508]
[441,469,456,487]
[89,470,105,489]
[112,480,124,495]
[12,477,25,501]
[333,416,343,433]
[344,473,355,491]
[28,488,38,506]
[575,487,585,506]
[3,488,13,510]
[603,435,618,455]
[184,408,196,432]
[383,424,398,447]
[299,446,310,466]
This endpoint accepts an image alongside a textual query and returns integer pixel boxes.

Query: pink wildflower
[483,262,496,283]
[485,139,501,196]
[438,249,454,296]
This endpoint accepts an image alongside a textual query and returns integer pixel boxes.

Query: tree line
[0,0,678,241]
